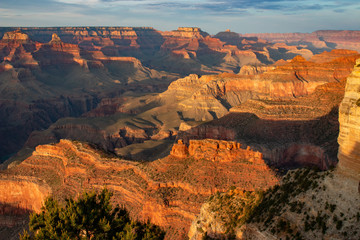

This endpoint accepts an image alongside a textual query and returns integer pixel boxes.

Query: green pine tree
[20,189,165,240]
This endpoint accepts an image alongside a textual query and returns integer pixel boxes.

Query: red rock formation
[178,71,350,170]
[0,175,51,222]
[172,139,264,164]
[1,30,30,43]
[0,139,279,239]
[170,140,189,158]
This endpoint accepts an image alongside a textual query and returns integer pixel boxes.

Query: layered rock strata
[178,76,350,170]
[1,139,279,239]
[337,58,360,180]
[15,51,359,167]
[0,29,175,161]
[171,139,263,164]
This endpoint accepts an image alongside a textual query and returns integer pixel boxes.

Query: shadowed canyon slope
[0,139,279,239]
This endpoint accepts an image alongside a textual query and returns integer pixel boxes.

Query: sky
[0,0,360,34]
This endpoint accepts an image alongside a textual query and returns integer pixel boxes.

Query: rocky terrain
[0,29,177,161]
[1,27,360,240]
[0,139,279,239]
[188,58,360,240]
[189,168,360,240]
[1,27,359,162]
[9,49,358,168]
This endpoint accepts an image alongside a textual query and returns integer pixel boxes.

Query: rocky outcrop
[171,139,263,163]
[162,27,209,39]
[1,139,279,239]
[1,30,30,43]
[238,65,275,75]
[337,58,360,180]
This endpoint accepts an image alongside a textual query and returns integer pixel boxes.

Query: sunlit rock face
[1,139,279,239]
[1,30,30,43]
[337,58,360,180]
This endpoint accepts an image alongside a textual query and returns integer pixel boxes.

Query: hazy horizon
[1,0,359,35]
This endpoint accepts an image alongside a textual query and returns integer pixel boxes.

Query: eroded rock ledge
[171,139,263,164]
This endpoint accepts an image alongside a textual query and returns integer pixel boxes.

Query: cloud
[0,0,359,33]
[2,0,359,15]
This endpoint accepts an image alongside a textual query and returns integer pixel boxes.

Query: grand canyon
[0,27,359,239]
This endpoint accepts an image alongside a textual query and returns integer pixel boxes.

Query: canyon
[16,49,358,170]
[1,27,359,162]
[0,27,360,240]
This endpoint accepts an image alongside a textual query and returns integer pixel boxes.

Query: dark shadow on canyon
[178,107,340,171]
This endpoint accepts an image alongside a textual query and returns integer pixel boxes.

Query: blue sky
[0,0,359,34]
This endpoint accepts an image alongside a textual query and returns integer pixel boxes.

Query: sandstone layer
[337,58,360,180]
[0,139,279,239]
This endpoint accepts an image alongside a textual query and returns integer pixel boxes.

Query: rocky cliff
[337,58,360,180]
[0,139,279,239]
[178,73,352,170]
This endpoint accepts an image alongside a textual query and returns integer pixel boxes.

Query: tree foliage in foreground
[20,189,165,240]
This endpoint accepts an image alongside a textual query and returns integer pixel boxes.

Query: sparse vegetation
[205,188,264,236]
[196,167,360,240]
